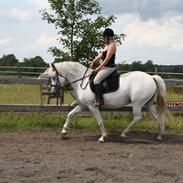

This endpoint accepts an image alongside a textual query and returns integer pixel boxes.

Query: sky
[0,0,183,65]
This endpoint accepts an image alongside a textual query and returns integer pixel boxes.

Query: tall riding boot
[94,84,104,106]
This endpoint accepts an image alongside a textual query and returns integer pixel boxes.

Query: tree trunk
[70,0,76,61]
[71,26,74,61]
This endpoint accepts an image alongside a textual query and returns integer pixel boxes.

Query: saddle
[89,70,120,94]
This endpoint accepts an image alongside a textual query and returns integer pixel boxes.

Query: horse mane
[60,61,87,75]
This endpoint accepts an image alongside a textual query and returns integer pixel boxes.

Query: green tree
[48,47,71,63]
[0,54,19,66]
[173,65,183,73]
[130,61,145,71]
[20,56,48,76]
[42,0,121,65]
[21,56,48,67]
[144,60,155,72]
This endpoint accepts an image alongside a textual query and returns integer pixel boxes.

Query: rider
[90,28,116,106]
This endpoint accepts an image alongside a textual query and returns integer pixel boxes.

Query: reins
[80,67,90,90]
[51,63,92,90]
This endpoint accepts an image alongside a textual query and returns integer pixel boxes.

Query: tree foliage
[41,0,121,65]
[117,59,183,78]
[21,56,48,67]
[0,54,19,66]
[118,60,156,72]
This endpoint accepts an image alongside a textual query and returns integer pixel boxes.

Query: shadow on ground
[83,131,183,144]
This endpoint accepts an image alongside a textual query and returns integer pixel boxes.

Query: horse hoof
[157,135,162,141]
[61,130,67,139]
[121,133,127,138]
[98,136,106,143]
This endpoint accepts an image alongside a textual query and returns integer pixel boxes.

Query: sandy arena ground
[0,131,183,183]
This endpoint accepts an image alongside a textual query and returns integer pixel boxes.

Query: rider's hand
[95,67,101,73]
[89,62,94,69]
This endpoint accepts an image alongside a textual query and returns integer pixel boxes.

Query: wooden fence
[0,104,182,113]
[0,66,46,77]
[0,76,182,113]
[0,76,47,85]
[0,66,183,78]
[0,76,182,87]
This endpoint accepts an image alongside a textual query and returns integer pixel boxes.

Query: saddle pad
[89,70,120,94]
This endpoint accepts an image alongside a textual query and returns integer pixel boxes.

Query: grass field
[0,84,74,104]
[0,112,183,132]
[0,84,182,132]
[0,84,182,104]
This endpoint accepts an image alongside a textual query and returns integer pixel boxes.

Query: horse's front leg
[61,105,83,137]
[88,105,107,143]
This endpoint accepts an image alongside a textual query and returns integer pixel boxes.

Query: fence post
[17,65,21,78]
[155,67,158,75]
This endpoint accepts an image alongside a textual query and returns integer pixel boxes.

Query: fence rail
[0,76,182,87]
[0,76,182,113]
[0,66,183,78]
[0,66,46,77]
[0,66,47,69]
[0,76,48,85]
[0,104,182,113]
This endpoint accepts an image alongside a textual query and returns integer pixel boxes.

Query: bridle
[50,63,92,90]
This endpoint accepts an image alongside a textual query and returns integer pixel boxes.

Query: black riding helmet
[103,28,114,38]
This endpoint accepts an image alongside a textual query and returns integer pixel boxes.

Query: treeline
[0,54,182,75]
[0,54,48,67]
[117,60,183,73]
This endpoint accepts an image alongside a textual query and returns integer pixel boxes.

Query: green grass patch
[165,91,183,101]
[0,112,65,131]
[0,84,74,104]
[0,84,182,132]
[0,84,182,105]
[0,112,182,132]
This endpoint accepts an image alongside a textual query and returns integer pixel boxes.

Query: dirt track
[0,131,183,183]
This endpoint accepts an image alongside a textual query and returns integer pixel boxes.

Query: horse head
[40,63,66,95]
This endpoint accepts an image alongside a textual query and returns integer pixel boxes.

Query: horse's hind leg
[146,104,164,140]
[121,104,142,137]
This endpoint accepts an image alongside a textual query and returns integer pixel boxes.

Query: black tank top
[102,50,116,68]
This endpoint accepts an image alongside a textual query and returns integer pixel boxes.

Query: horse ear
[51,63,56,70]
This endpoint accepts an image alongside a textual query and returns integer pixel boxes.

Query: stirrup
[94,101,100,107]
[93,100,103,107]
[94,84,104,107]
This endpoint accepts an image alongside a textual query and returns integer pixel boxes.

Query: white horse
[41,61,167,142]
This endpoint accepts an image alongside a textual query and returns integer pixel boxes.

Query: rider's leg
[93,67,115,106]
[93,67,115,84]
[94,84,104,106]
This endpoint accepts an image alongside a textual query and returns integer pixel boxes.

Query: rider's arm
[90,51,103,68]
[95,44,116,72]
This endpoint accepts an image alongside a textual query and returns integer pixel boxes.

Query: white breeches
[93,67,115,85]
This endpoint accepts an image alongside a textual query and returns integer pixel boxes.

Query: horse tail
[152,75,167,134]
[153,75,166,111]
